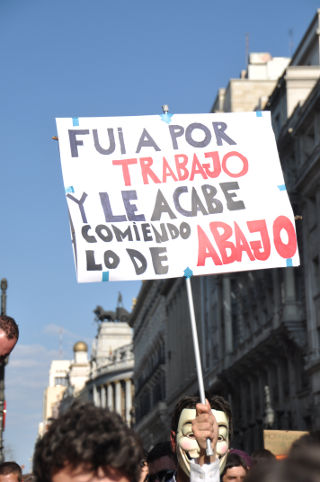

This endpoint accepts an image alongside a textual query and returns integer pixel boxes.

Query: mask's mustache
[186,451,223,460]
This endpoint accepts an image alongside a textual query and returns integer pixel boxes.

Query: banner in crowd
[56,111,300,282]
[264,430,308,457]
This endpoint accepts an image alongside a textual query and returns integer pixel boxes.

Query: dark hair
[171,395,233,438]
[0,315,19,340]
[251,448,275,466]
[220,453,247,480]
[244,460,280,482]
[23,475,36,482]
[147,442,175,464]
[288,431,320,456]
[247,432,320,482]
[33,401,143,482]
[281,431,320,482]
[0,462,22,482]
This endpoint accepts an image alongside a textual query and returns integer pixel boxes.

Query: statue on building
[93,293,130,323]
[264,385,275,428]
[93,306,116,322]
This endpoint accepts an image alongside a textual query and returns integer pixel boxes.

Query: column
[125,379,132,425]
[223,276,233,355]
[93,384,99,407]
[101,385,107,408]
[272,270,281,328]
[107,383,114,411]
[115,381,121,415]
[283,268,300,322]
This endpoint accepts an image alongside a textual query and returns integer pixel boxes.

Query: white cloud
[43,323,78,339]
[6,344,58,382]
[42,324,92,348]
[3,343,63,470]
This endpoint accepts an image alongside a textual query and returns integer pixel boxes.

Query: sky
[0,0,319,471]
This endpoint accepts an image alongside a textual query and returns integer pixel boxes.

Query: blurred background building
[39,295,134,433]
[40,9,320,453]
[130,9,320,452]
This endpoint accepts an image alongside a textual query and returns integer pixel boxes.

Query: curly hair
[170,394,233,439]
[0,315,19,340]
[33,401,143,482]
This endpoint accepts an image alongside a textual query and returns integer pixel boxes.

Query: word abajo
[197,216,297,266]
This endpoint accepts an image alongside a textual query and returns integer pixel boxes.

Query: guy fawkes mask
[175,408,229,476]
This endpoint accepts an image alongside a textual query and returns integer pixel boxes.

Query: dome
[73,341,88,352]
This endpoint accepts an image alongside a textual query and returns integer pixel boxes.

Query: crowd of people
[0,314,319,482]
[30,396,320,482]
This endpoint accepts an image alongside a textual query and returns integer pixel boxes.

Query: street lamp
[0,278,8,463]
[0,279,7,316]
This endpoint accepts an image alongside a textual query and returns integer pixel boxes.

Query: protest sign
[56,111,300,282]
[264,429,308,457]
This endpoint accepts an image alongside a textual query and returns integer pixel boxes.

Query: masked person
[170,396,232,482]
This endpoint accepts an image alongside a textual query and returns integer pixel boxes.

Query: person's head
[0,462,22,482]
[288,430,320,458]
[220,453,247,482]
[170,395,232,476]
[229,450,252,469]
[0,315,19,361]
[281,431,320,482]
[250,448,275,467]
[147,442,176,482]
[33,401,143,482]
[244,460,280,482]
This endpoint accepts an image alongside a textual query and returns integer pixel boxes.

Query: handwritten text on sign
[56,112,299,282]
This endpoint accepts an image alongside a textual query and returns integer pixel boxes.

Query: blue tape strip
[184,267,193,279]
[286,258,293,267]
[65,186,74,194]
[102,271,109,282]
[278,184,287,191]
[256,111,262,117]
[160,112,173,124]
[72,117,79,126]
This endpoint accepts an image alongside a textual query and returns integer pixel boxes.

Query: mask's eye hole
[218,435,225,441]
[187,432,195,439]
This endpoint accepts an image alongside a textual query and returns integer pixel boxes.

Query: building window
[54,377,67,386]
[312,256,320,297]
[303,123,315,158]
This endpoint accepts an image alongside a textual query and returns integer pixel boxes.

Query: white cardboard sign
[56,112,299,282]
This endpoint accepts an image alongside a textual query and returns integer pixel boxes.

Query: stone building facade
[212,52,290,113]
[131,10,320,452]
[85,320,134,426]
[39,342,90,435]
[41,302,135,428]
[130,281,167,447]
